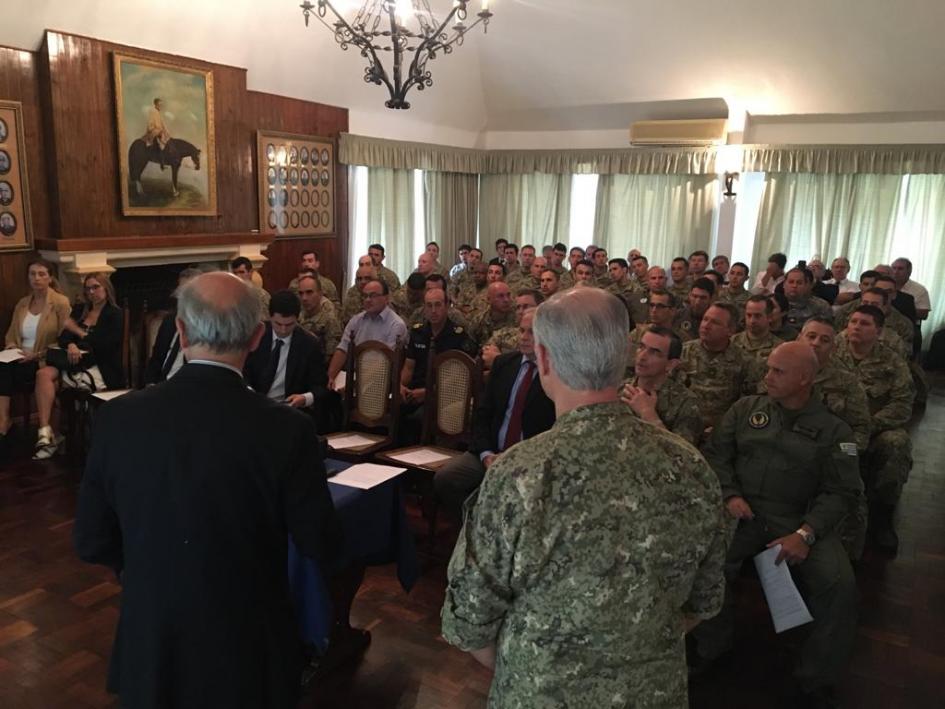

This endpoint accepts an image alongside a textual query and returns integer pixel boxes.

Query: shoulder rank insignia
[839,442,858,457]
[748,411,769,429]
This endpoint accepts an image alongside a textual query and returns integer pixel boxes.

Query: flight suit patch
[749,411,769,429]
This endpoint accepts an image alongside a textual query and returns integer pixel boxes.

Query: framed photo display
[257,130,335,238]
[113,53,217,216]
[0,100,33,252]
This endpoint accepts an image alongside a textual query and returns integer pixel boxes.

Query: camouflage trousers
[863,429,913,505]
[836,491,869,561]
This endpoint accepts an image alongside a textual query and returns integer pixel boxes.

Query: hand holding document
[0,349,25,364]
[753,545,814,633]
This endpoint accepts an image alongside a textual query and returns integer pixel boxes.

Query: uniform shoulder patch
[748,411,769,429]
[839,442,858,457]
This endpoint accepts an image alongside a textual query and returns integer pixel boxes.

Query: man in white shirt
[826,257,860,306]
[750,252,787,295]
[892,257,931,321]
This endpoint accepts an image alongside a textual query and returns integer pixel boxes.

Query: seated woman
[0,259,73,449]
[33,272,125,460]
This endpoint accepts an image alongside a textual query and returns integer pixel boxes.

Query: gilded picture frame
[113,53,217,216]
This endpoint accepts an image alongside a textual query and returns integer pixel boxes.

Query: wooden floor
[1,376,943,708]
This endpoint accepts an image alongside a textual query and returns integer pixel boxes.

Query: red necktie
[502,360,535,451]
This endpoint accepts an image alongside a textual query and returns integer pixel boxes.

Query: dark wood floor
[1,375,943,708]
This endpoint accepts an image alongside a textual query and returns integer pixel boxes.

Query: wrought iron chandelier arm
[318,0,396,99]
[401,3,464,96]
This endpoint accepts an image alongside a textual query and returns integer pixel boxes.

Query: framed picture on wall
[113,53,217,216]
[0,100,34,252]
[256,130,335,239]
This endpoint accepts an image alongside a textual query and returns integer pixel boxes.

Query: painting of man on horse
[114,54,217,216]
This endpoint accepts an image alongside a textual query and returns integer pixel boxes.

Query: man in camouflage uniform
[482,290,543,369]
[731,294,783,364]
[557,246,585,290]
[391,272,427,328]
[676,277,715,342]
[287,250,341,309]
[836,288,910,360]
[621,325,703,446]
[718,261,751,315]
[340,264,376,326]
[469,282,516,346]
[502,244,524,289]
[627,289,680,372]
[539,267,562,299]
[297,274,341,365]
[514,254,543,293]
[783,267,832,330]
[453,262,489,316]
[605,257,641,301]
[690,342,861,708]
[668,257,692,302]
[630,254,649,288]
[836,305,915,553]
[591,247,612,287]
[442,288,727,709]
[678,302,756,434]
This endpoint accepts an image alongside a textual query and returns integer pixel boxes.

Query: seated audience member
[621,325,703,446]
[341,264,377,325]
[492,237,509,265]
[448,243,472,280]
[503,243,523,287]
[557,247,583,289]
[424,274,468,328]
[288,250,341,307]
[570,259,596,288]
[731,294,783,363]
[711,254,730,280]
[453,262,488,314]
[688,250,709,279]
[874,265,917,324]
[668,257,691,301]
[719,261,750,313]
[327,278,408,391]
[433,308,554,512]
[398,288,478,444]
[836,305,915,553]
[689,342,860,707]
[605,257,637,299]
[806,257,839,304]
[630,255,649,286]
[395,273,428,327]
[482,289,543,368]
[297,274,342,365]
[838,288,910,360]
[230,256,270,316]
[74,272,342,709]
[768,291,799,342]
[627,247,642,262]
[783,267,832,329]
[701,269,724,291]
[871,275,916,347]
[519,255,545,291]
[469,282,516,346]
[415,251,436,280]
[36,273,125,460]
[892,256,930,322]
[628,289,681,365]
[486,262,506,285]
[539,268,561,299]
[678,302,754,437]
[145,267,202,385]
[517,245,536,281]
[591,247,610,284]
[244,290,328,427]
[826,257,860,305]
[832,268,878,318]
[368,243,402,291]
[442,288,727,708]
[425,241,450,278]
[0,259,71,448]
[750,251,787,295]
[450,247,482,293]
[677,277,716,341]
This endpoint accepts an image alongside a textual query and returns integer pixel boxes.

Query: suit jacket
[73,363,342,709]
[58,302,125,390]
[243,324,328,406]
[144,308,179,385]
[472,350,556,455]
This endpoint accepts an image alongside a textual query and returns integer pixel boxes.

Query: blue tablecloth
[287,459,419,650]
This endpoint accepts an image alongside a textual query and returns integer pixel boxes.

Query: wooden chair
[377,349,481,542]
[139,300,169,387]
[324,340,403,460]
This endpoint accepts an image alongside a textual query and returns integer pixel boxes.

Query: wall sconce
[723,171,739,199]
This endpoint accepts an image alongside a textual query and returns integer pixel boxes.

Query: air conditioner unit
[629,118,727,146]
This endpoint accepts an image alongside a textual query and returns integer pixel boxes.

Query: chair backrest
[343,340,403,434]
[121,301,132,388]
[422,349,480,447]
[139,301,169,387]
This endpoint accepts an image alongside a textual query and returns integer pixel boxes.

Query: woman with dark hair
[33,272,124,459]
[0,259,72,447]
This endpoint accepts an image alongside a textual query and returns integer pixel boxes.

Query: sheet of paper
[327,433,378,450]
[329,463,407,490]
[753,545,815,634]
[0,349,25,364]
[387,448,454,466]
[333,371,346,391]
[92,389,133,402]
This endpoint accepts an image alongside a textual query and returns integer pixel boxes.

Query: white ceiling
[2,0,945,143]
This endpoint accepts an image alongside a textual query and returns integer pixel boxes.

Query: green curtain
[592,174,717,266]
[478,173,571,248]
[367,167,416,282]
[423,171,479,268]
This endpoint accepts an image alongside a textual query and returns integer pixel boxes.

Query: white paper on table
[0,349,25,364]
[333,371,346,391]
[327,433,377,450]
[329,463,407,490]
[92,389,133,402]
[753,545,814,633]
[386,448,453,466]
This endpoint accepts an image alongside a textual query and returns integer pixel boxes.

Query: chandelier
[300,0,494,109]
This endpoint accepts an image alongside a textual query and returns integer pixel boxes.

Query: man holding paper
[689,341,862,708]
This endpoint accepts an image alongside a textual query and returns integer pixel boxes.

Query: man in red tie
[433,308,556,514]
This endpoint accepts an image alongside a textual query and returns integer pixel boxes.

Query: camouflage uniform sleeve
[672,393,706,448]
[845,378,872,452]
[441,464,522,651]
[322,277,341,308]
[683,471,728,620]
[703,400,743,500]
[802,420,863,537]
[871,358,915,433]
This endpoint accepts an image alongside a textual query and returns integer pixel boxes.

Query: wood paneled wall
[0,31,348,335]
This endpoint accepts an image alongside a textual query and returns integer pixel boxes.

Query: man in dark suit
[144,267,201,385]
[434,307,556,512]
[74,272,342,709]
[244,289,328,430]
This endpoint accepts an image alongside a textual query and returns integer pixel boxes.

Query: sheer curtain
[424,171,479,268]
[592,174,717,265]
[478,173,571,247]
[366,167,416,282]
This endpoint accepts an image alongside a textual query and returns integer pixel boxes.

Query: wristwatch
[795,528,816,546]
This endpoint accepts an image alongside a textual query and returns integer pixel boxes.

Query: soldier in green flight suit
[689,341,862,708]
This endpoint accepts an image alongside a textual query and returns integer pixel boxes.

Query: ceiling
[2,0,945,142]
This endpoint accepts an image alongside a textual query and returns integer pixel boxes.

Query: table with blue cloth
[287,459,419,652]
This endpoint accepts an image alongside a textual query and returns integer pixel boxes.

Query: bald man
[690,341,861,707]
[469,281,516,346]
[340,264,377,326]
